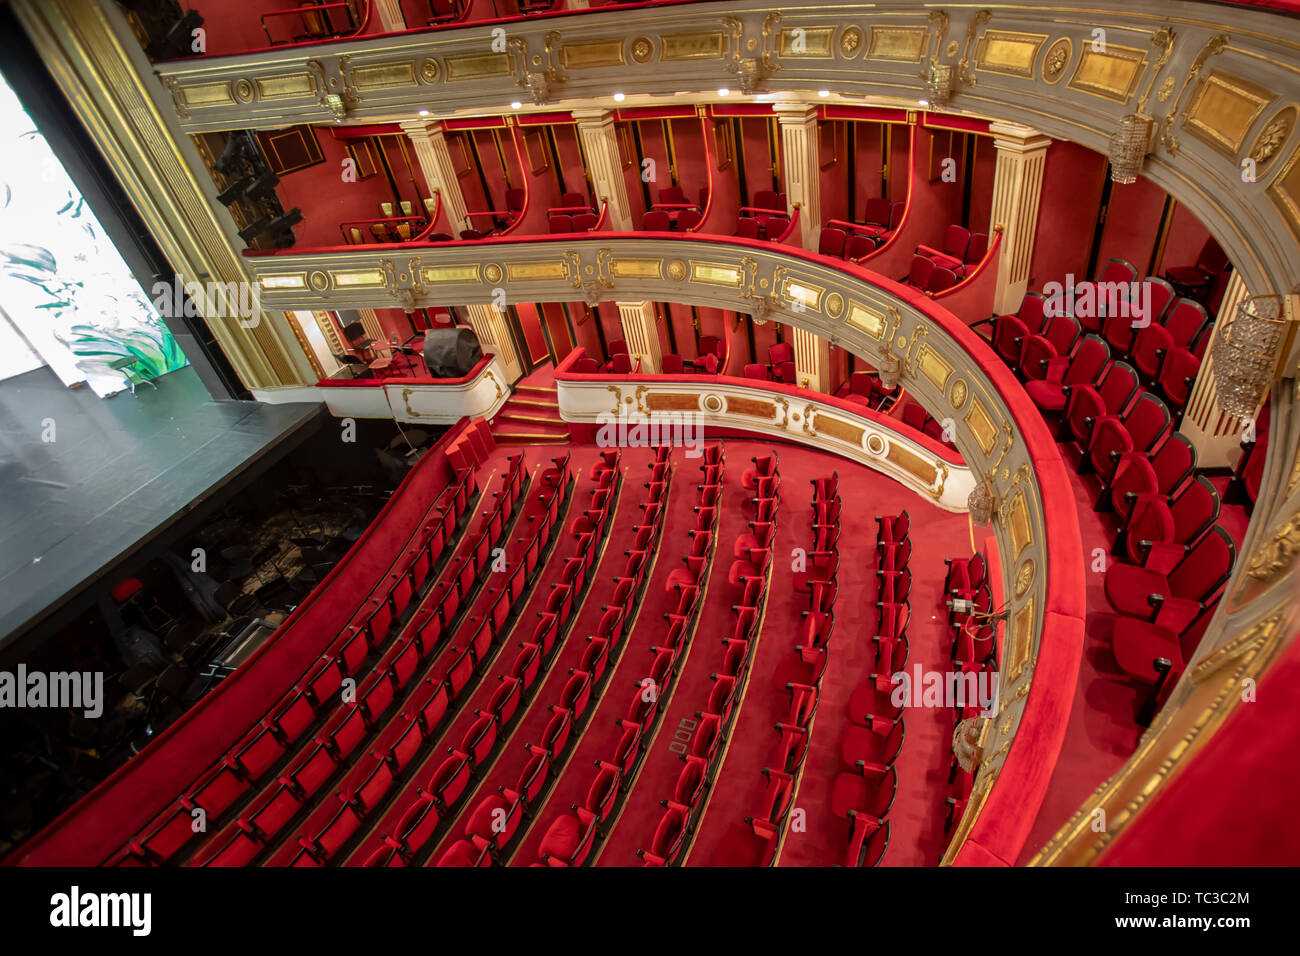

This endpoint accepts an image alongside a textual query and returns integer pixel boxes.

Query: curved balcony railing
[553,346,975,510]
[243,228,1087,865]
[317,351,510,423]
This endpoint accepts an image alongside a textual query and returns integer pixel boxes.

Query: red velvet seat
[464,788,523,852]
[1087,393,1172,483]
[1120,474,1220,566]
[539,808,598,866]
[437,835,492,867]
[829,764,897,820]
[1061,361,1139,448]
[846,816,890,867]
[1157,345,1201,412]
[840,718,905,773]
[1081,257,1139,334]
[819,227,848,258]
[1108,432,1195,519]
[637,801,689,866]
[1103,527,1236,626]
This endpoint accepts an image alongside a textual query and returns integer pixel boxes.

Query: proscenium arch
[147,0,1300,297]
[247,231,1088,864]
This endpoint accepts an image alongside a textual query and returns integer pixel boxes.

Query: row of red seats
[364,452,635,867]
[523,444,690,867]
[635,449,775,866]
[196,452,546,865]
[741,468,836,865]
[829,508,913,866]
[991,276,1240,717]
[116,456,490,866]
[271,453,574,867]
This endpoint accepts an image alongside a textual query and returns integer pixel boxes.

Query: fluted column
[572,109,632,231]
[371,0,406,31]
[464,304,522,383]
[401,120,470,235]
[792,327,831,392]
[1178,271,1255,468]
[773,103,821,249]
[616,300,662,373]
[989,122,1051,315]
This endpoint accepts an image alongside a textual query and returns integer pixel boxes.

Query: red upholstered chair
[548,214,573,233]
[1061,361,1140,448]
[677,209,702,231]
[875,509,909,546]
[840,717,905,774]
[762,215,790,240]
[642,209,671,231]
[819,227,848,258]
[572,213,599,232]
[754,189,780,210]
[464,789,523,855]
[846,816,890,867]
[538,808,598,866]
[1165,236,1228,301]
[660,186,687,204]
[926,266,958,294]
[735,217,760,239]
[636,801,690,866]
[1017,314,1082,382]
[847,234,876,260]
[428,750,471,812]
[574,357,599,374]
[1119,474,1220,567]
[505,188,525,215]
[1026,334,1109,414]
[830,764,897,821]
[861,197,890,231]
[907,254,935,288]
[436,836,492,867]
[1082,257,1139,334]
[1086,393,1172,484]
[1157,345,1202,413]
[1103,526,1236,628]
[562,191,588,208]
[945,550,986,596]
[1108,432,1196,519]
[964,232,988,267]
[1130,298,1208,381]
[583,762,622,834]
[1135,276,1177,328]
[769,342,794,366]
[990,292,1047,366]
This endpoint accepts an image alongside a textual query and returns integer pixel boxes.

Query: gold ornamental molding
[1031,605,1293,866]
[134,2,1300,295]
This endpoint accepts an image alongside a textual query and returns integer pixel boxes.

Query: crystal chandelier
[877,351,902,391]
[1107,114,1154,185]
[1212,294,1300,418]
[925,63,954,107]
[967,477,995,525]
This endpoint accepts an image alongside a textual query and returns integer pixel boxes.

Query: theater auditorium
[0,0,1297,875]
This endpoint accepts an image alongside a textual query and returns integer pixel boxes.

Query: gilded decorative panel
[329,269,385,288]
[645,392,701,412]
[420,265,481,283]
[444,53,513,81]
[561,40,626,70]
[689,261,742,286]
[866,26,927,62]
[1268,143,1300,245]
[917,344,954,391]
[1007,596,1036,682]
[351,62,418,90]
[506,261,568,281]
[885,441,939,487]
[814,414,865,447]
[1068,44,1146,103]
[726,396,776,419]
[976,31,1047,78]
[964,398,998,455]
[659,32,725,61]
[1006,490,1032,559]
[611,258,663,280]
[256,74,314,99]
[1184,70,1276,158]
[846,301,886,339]
[779,27,835,58]
[180,81,233,107]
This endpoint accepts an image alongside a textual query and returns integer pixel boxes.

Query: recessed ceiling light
[818,90,830,98]
[718,88,730,97]
[613,92,625,102]
[418,109,429,116]
[510,101,522,109]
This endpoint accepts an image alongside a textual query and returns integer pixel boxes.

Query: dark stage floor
[0,365,323,653]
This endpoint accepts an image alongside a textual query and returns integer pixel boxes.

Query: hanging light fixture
[1107,113,1154,184]
[925,63,954,107]
[967,477,995,525]
[1212,293,1300,418]
[877,350,902,391]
